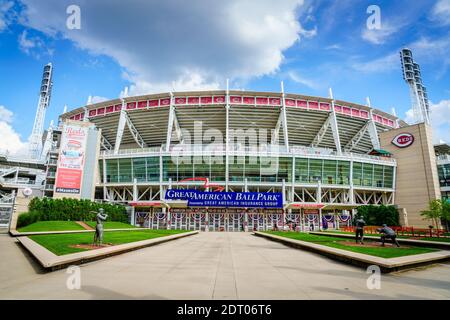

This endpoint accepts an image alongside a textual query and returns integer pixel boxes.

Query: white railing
[101,146,162,157]
[100,144,396,165]
[437,155,450,163]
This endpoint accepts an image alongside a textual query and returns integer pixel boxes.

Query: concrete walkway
[1,232,450,300]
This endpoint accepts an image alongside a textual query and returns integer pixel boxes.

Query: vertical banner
[54,122,88,195]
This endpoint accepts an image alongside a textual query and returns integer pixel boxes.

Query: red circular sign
[392,133,414,148]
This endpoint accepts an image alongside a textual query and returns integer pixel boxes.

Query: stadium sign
[392,133,414,148]
[55,122,88,194]
[165,189,283,208]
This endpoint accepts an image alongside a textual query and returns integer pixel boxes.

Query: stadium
[57,88,404,232]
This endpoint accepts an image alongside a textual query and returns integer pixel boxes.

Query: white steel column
[102,157,108,201]
[281,81,289,152]
[83,106,89,122]
[244,178,248,232]
[366,97,381,150]
[317,180,322,231]
[114,98,127,154]
[328,88,342,155]
[349,159,355,205]
[225,80,230,192]
[165,92,175,152]
[282,179,287,229]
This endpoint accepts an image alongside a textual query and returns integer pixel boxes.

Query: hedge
[355,205,400,226]
[17,198,128,228]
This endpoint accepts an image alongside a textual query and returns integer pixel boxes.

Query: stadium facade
[0,80,446,231]
[36,87,438,231]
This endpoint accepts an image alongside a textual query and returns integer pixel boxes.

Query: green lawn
[84,221,137,230]
[18,221,85,233]
[29,229,190,256]
[18,221,137,232]
[266,231,437,259]
[322,230,450,243]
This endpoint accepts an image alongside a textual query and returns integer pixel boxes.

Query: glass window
[229,156,244,182]
[438,164,450,187]
[383,166,394,189]
[353,162,362,186]
[211,157,225,182]
[277,157,292,183]
[178,156,193,181]
[98,160,103,183]
[309,159,322,183]
[133,158,146,182]
[337,161,350,185]
[118,158,132,183]
[106,159,119,183]
[260,157,277,183]
[194,156,210,180]
[245,156,260,182]
[295,158,309,183]
[373,165,384,188]
[322,160,336,185]
[163,156,177,182]
[146,157,160,182]
[362,163,373,187]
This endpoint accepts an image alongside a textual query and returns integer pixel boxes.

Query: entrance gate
[170,209,188,230]
[208,209,226,232]
[227,212,244,232]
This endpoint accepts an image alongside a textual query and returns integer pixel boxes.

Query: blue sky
[0,0,449,155]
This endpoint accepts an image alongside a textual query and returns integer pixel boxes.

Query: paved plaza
[0,232,450,300]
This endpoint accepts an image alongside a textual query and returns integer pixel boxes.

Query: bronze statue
[93,208,108,246]
[377,224,400,247]
[355,216,366,245]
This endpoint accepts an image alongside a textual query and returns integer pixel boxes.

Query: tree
[355,205,399,226]
[420,200,444,229]
[441,200,450,231]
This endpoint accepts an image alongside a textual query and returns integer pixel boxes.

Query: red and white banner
[55,123,89,194]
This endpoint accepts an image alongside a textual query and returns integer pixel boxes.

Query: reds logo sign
[392,133,414,148]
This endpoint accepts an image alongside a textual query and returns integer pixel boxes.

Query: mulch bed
[69,243,114,250]
[339,241,407,248]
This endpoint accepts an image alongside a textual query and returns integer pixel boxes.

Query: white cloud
[351,53,399,73]
[18,0,308,94]
[287,70,318,89]
[18,30,35,53]
[362,21,401,45]
[18,30,53,58]
[404,100,450,143]
[0,105,28,155]
[351,33,450,75]
[0,1,13,32]
[0,105,14,122]
[430,0,450,26]
[90,96,109,104]
[430,100,450,143]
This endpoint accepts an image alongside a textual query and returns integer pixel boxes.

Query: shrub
[17,198,128,228]
[355,205,400,226]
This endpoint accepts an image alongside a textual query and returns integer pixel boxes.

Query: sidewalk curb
[10,228,149,237]
[254,232,450,273]
[310,232,450,250]
[18,231,199,271]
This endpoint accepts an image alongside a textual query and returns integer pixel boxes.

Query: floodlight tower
[400,48,430,124]
[28,63,53,160]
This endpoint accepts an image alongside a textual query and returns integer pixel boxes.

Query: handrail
[100,144,396,164]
